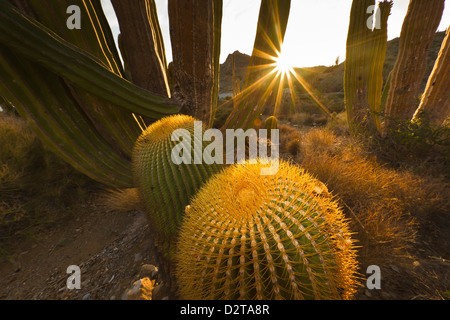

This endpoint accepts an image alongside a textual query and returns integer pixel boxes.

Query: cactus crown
[136,114,195,143]
[176,160,358,300]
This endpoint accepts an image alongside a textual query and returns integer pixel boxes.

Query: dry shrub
[0,114,95,249]
[300,128,338,156]
[0,114,41,185]
[290,128,449,265]
[102,188,144,213]
[288,112,314,126]
[325,111,350,136]
[286,139,301,156]
[279,125,302,157]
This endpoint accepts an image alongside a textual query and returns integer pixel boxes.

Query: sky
[101,0,450,68]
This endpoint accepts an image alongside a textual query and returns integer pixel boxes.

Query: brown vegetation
[0,113,96,256]
[279,122,449,299]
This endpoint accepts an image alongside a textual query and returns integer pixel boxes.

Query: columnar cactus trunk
[0,0,180,187]
[223,0,291,131]
[0,1,179,118]
[12,0,142,155]
[168,0,222,124]
[383,0,445,133]
[345,0,392,135]
[111,0,170,97]
[367,1,393,133]
[413,28,450,126]
[210,0,223,129]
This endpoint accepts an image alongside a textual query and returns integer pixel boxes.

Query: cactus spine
[133,115,223,256]
[176,160,358,300]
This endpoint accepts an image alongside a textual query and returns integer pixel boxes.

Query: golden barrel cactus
[133,114,223,257]
[176,160,359,300]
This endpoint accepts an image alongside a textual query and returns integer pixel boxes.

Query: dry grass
[0,114,41,185]
[0,113,96,253]
[102,188,144,213]
[279,125,302,157]
[280,125,449,268]
[288,112,328,127]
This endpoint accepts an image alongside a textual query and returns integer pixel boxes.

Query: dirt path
[0,193,173,300]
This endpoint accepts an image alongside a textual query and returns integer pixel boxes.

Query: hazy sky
[101,0,450,68]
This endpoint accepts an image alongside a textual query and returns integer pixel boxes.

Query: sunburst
[220,31,340,129]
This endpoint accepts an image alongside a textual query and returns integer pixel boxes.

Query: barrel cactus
[133,114,223,257]
[176,160,358,300]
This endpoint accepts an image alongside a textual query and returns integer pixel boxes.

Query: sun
[274,49,294,76]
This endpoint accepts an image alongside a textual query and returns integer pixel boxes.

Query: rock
[82,293,91,300]
[122,278,155,300]
[134,253,142,262]
[151,284,163,300]
[380,291,391,299]
[140,265,159,280]
[390,265,400,273]
[151,282,170,300]
[364,289,373,298]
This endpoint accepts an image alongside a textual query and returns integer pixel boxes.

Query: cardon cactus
[176,160,358,300]
[133,114,223,256]
[264,116,278,141]
[264,116,278,131]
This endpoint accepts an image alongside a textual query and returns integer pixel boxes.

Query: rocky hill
[219,31,446,101]
[219,50,251,95]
